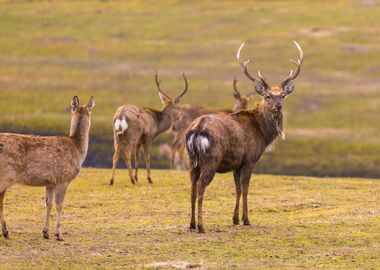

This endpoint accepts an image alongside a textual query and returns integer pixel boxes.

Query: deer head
[232,76,255,111]
[237,41,303,114]
[70,96,95,135]
[155,72,189,111]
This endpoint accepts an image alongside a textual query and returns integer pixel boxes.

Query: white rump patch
[196,135,210,154]
[114,117,128,135]
[187,134,195,153]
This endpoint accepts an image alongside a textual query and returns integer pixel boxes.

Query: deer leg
[233,170,241,225]
[241,168,253,226]
[143,141,153,184]
[42,185,55,239]
[0,191,8,238]
[196,170,215,233]
[190,167,200,230]
[134,144,141,183]
[109,142,121,185]
[122,148,136,185]
[54,183,69,241]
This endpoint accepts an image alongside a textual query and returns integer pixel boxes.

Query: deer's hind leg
[0,191,9,238]
[189,167,200,230]
[122,145,136,185]
[109,140,122,185]
[196,169,216,233]
[42,185,55,239]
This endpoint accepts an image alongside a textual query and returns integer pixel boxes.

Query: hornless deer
[109,73,189,185]
[169,78,254,169]
[0,96,94,240]
[185,41,303,233]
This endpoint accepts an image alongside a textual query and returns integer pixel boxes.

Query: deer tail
[185,130,212,167]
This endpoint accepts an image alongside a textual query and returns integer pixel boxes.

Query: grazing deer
[0,96,94,240]
[109,73,189,185]
[185,41,303,233]
[169,78,254,169]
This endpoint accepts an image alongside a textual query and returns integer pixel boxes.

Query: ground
[0,169,378,269]
[0,1,380,176]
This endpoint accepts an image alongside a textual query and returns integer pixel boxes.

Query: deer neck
[254,103,284,146]
[146,108,173,136]
[69,113,91,164]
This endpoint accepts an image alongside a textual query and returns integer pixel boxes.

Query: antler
[236,42,269,88]
[233,76,241,97]
[155,72,171,100]
[174,73,189,101]
[280,41,303,88]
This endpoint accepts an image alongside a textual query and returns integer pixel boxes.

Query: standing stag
[185,41,303,233]
[109,73,189,185]
[169,77,254,169]
[0,96,94,240]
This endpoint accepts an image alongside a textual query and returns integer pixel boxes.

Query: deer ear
[255,83,267,96]
[282,82,295,96]
[71,96,80,112]
[86,96,95,112]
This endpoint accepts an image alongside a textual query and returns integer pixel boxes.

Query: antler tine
[174,72,189,100]
[155,71,171,100]
[233,76,241,96]
[257,70,269,88]
[280,41,304,88]
[237,42,260,83]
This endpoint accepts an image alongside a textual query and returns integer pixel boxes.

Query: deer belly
[216,156,241,173]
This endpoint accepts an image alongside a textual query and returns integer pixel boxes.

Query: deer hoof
[243,220,251,226]
[109,179,114,186]
[233,218,239,225]
[197,224,205,233]
[2,230,9,238]
[43,229,49,239]
[55,233,64,241]
[189,223,196,230]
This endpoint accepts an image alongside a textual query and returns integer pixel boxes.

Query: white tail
[114,117,128,135]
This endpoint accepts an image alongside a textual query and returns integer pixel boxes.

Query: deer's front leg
[0,191,9,238]
[240,166,253,226]
[43,185,55,239]
[143,141,153,184]
[134,144,141,183]
[54,183,69,241]
[123,148,136,185]
[232,170,241,225]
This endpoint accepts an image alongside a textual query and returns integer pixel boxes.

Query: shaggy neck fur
[253,102,284,146]
[69,112,91,164]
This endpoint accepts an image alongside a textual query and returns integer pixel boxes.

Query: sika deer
[185,41,303,233]
[0,96,94,240]
[169,77,254,169]
[109,73,189,185]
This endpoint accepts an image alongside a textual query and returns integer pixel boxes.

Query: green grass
[0,1,380,176]
[0,169,379,269]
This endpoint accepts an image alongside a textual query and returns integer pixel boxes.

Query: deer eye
[265,94,271,99]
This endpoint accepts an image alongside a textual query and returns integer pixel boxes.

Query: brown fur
[0,96,94,240]
[186,41,303,233]
[109,73,189,185]
[169,78,254,169]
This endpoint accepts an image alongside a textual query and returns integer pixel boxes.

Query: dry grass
[0,169,379,269]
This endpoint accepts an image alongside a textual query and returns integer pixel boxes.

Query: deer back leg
[233,169,241,225]
[143,140,153,184]
[0,191,9,238]
[54,183,69,241]
[189,167,200,230]
[122,146,136,185]
[109,140,122,185]
[42,185,55,239]
[196,169,216,233]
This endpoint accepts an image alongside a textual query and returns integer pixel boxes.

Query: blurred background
[0,1,379,177]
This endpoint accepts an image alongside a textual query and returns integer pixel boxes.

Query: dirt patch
[299,27,350,38]
[145,261,202,269]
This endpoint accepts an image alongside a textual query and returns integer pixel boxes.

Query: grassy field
[0,1,380,176]
[0,169,379,269]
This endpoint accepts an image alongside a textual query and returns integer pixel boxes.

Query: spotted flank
[186,130,212,167]
[114,117,128,135]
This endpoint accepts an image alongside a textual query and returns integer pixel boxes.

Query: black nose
[276,103,282,110]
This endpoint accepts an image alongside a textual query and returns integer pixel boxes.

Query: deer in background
[185,41,303,233]
[109,73,189,185]
[169,77,254,169]
[0,96,94,240]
